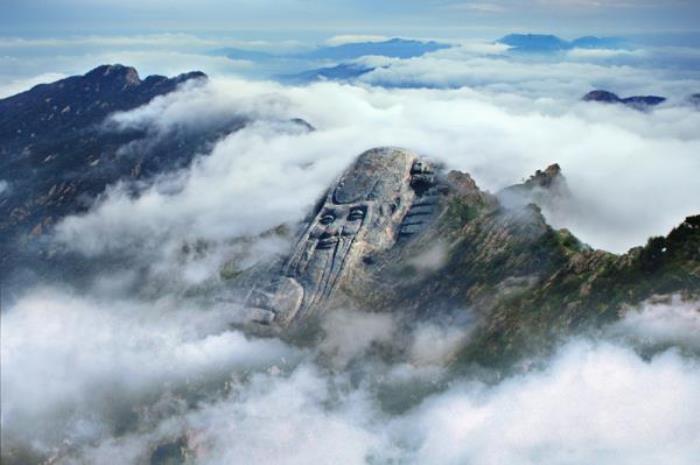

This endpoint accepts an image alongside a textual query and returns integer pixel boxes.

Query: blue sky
[2,0,700,101]
[3,0,699,39]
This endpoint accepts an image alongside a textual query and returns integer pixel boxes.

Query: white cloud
[4,37,700,465]
[319,309,396,368]
[325,34,390,46]
[51,76,700,256]
[409,322,471,366]
[19,334,700,465]
[358,46,695,98]
[391,340,700,465]
[0,286,296,457]
[567,47,647,59]
[610,296,700,351]
[0,72,67,98]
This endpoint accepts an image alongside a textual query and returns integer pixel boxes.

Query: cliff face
[223,147,700,367]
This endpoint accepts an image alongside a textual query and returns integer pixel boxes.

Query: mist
[3,285,699,464]
[2,28,700,465]
[53,76,700,255]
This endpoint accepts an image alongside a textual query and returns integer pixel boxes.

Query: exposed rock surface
[497,163,571,211]
[223,147,700,367]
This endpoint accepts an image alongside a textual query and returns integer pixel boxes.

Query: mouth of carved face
[317,236,339,249]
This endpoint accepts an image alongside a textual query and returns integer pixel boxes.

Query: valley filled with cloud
[1,21,700,465]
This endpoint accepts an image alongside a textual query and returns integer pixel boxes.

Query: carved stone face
[310,204,367,250]
[242,148,441,327]
[275,147,418,322]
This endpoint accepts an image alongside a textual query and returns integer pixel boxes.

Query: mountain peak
[583,89,621,103]
[497,163,569,211]
[527,163,563,188]
[498,33,570,51]
[84,64,141,86]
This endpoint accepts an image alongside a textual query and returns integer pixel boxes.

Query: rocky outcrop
[227,148,444,327]
[497,163,571,211]
[223,147,700,367]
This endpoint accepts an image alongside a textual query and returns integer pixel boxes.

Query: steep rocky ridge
[0,65,215,264]
[0,66,312,269]
[222,147,700,368]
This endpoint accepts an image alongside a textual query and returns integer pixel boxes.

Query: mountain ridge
[218,147,699,368]
[582,89,667,109]
[213,37,452,62]
[0,65,232,268]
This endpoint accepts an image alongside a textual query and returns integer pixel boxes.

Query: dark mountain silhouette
[0,65,235,266]
[299,38,450,60]
[582,90,666,110]
[279,63,376,83]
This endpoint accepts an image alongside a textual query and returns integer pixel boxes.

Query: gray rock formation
[228,147,450,328]
[497,163,571,211]
[223,147,699,366]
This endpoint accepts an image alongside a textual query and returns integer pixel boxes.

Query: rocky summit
[223,147,700,366]
[0,65,233,266]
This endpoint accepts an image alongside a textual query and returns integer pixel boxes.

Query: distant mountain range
[278,63,377,83]
[299,38,450,60]
[498,34,626,53]
[582,90,667,110]
[212,38,451,62]
[217,34,630,64]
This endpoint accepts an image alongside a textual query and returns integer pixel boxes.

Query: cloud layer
[3,30,700,465]
[52,76,700,256]
[3,287,699,464]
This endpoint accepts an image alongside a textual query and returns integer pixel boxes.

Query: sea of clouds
[2,33,700,464]
[53,75,700,255]
[3,284,700,464]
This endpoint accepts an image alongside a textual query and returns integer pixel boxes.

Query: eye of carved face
[347,207,365,221]
[320,213,336,225]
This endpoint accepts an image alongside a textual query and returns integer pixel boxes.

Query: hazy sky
[3,0,699,39]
